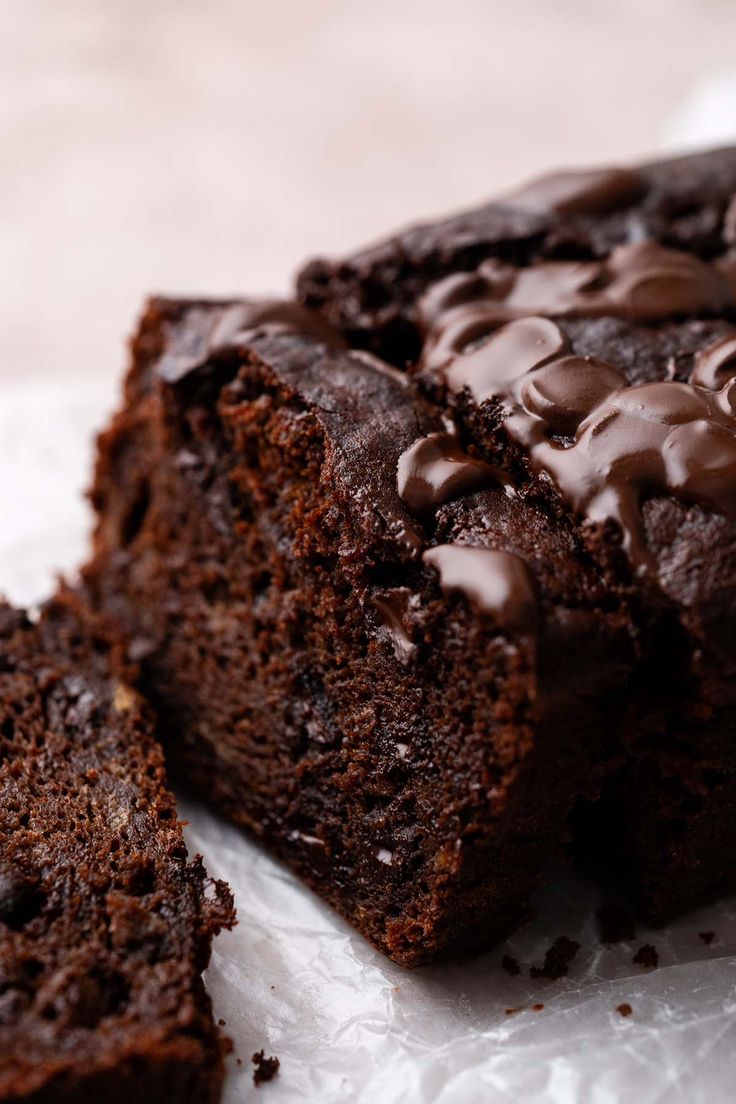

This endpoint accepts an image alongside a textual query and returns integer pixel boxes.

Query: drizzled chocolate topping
[503,166,647,217]
[420,243,734,358]
[689,333,736,390]
[396,432,508,516]
[424,313,736,571]
[423,545,538,631]
[158,300,344,383]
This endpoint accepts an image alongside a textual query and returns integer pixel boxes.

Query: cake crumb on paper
[632,944,659,969]
[252,1049,280,1086]
[530,936,580,979]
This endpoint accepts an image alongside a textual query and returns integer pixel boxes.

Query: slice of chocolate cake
[0,591,234,1103]
[84,299,632,966]
[297,146,736,922]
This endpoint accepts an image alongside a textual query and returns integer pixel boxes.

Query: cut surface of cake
[84,299,632,966]
[0,591,234,1103]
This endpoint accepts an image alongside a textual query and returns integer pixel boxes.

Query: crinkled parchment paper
[3,86,736,1101]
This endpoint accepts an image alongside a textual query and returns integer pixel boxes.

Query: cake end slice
[0,591,235,1103]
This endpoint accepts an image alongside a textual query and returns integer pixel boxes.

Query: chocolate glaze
[504,166,646,217]
[422,544,538,631]
[444,316,568,405]
[689,332,736,390]
[425,315,736,571]
[396,432,508,516]
[420,243,734,353]
[158,300,344,383]
[520,356,627,436]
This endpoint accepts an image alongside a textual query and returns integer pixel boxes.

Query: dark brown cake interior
[0,592,234,1103]
[84,301,634,965]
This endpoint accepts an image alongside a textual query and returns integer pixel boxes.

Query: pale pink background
[2,0,736,390]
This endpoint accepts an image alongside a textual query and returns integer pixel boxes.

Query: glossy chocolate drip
[504,167,646,217]
[158,300,344,383]
[425,315,736,572]
[689,332,736,390]
[423,545,538,631]
[520,356,627,435]
[445,317,568,404]
[397,432,508,516]
[421,244,734,364]
[371,589,416,663]
[535,375,736,567]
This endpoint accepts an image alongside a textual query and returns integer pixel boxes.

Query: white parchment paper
[3,85,736,1103]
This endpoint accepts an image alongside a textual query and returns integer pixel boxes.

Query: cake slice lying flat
[0,592,234,1103]
[85,299,632,966]
[298,145,736,921]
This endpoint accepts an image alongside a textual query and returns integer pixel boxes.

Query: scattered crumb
[616,1003,633,1017]
[501,954,521,976]
[236,1058,243,1067]
[217,1018,226,1027]
[595,900,636,944]
[505,1006,522,1016]
[271,985,275,990]
[252,1050,280,1087]
[530,936,581,979]
[699,931,716,946]
[632,943,659,969]
[531,1003,545,1012]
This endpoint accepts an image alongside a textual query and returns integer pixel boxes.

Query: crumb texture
[0,592,234,1103]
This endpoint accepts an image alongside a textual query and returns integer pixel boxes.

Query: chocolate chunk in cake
[0,592,234,1103]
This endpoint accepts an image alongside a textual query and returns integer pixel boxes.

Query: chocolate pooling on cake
[396,431,509,517]
[420,242,735,347]
[422,545,538,631]
[421,255,736,571]
[689,332,736,390]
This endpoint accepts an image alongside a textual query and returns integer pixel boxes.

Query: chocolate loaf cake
[298,146,736,922]
[84,299,632,966]
[0,591,234,1102]
[86,146,736,965]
